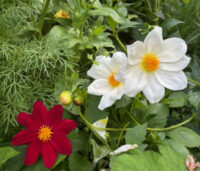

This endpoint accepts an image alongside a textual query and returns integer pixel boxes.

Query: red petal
[11,129,37,146]
[17,112,38,129]
[24,139,41,166]
[41,142,57,168]
[54,119,77,135]
[47,105,63,127]
[51,133,72,155]
[32,101,48,125]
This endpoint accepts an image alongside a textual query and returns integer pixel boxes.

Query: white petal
[109,144,138,155]
[157,38,187,62]
[159,56,190,71]
[124,66,147,97]
[144,26,163,54]
[127,41,145,65]
[88,79,111,96]
[143,74,165,103]
[87,56,111,79]
[98,93,115,110]
[109,86,124,100]
[115,64,134,83]
[92,117,108,140]
[155,69,187,90]
[110,51,127,72]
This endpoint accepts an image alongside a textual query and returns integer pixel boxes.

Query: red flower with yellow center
[11,101,77,168]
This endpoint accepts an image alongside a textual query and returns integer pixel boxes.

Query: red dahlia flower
[11,101,77,168]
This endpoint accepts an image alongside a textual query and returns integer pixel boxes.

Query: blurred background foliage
[1,0,200,170]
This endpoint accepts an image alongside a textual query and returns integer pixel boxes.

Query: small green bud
[73,95,84,106]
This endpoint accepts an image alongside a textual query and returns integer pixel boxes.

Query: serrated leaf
[167,92,187,108]
[162,139,189,156]
[90,7,124,24]
[125,124,147,145]
[110,146,187,171]
[147,104,169,128]
[0,147,19,166]
[188,92,200,109]
[68,153,92,171]
[167,127,200,147]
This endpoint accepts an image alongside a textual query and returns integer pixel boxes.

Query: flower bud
[54,10,70,19]
[73,95,84,106]
[60,91,72,105]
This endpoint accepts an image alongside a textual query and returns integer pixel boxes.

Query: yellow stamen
[38,125,53,142]
[140,54,159,72]
[108,73,122,87]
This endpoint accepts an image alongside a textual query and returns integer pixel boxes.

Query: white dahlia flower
[87,52,127,110]
[116,26,190,103]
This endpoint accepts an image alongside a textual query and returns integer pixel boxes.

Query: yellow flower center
[108,73,122,87]
[38,125,53,142]
[140,54,159,72]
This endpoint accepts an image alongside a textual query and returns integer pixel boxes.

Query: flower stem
[117,122,129,147]
[123,108,140,126]
[113,32,127,54]
[38,0,50,32]
[188,78,200,86]
[146,0,152,12]
[76,107,196,132]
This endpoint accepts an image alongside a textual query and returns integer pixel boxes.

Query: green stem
[123,108,140,126]
[76,107,196,132]
[146,0,152,12]
[38,0,50,32]
[147,114,196,131]
[188,78,200,86]
[113,32,127,54]
[117,122,129,147]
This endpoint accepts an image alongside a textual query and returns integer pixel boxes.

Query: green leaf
[22,159,48,171]
[86,95,109,123]
[162,18,184,30]
[1,145,26,171]
[162,139,189,156]
[67,129,90,152]
[115,95,132,108]
[110,146,187,171]
[46,25,67,45]
[125,124,147,145]
[147,104,169,128]
[167,92,187,108]
[68,153,92,171]
[92,25,106,36]
[89,7,124,24]
[0,147,19,166]
[167,127,200,147]
[91,139,110,164]
[87,33,114,49]
[188,92,200,109]
[52,154,66,169]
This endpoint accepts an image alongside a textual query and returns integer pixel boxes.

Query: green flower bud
[73,95,84,106]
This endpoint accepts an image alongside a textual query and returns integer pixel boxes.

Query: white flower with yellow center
[116,26,190,103]
[87,52,127,110]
